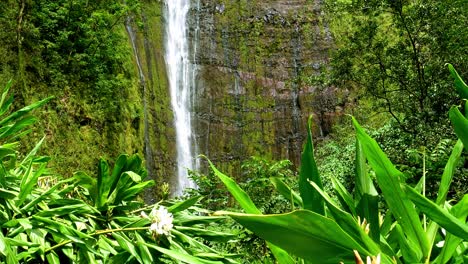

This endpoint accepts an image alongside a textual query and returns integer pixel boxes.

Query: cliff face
[131,0,335,183]
[190,0,334,174]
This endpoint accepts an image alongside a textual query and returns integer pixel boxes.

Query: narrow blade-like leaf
[405,186,468,240]
[269,177,303,208]
[352,117,429,260]
[447,63,468,100]
[299,116,324,214]
[224,210,396,264]
[205,157,295,263]
[449,106,468,151]
[435,195,468,264]
[144,243,223,264]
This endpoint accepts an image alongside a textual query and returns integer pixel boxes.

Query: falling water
[164,0,196,195]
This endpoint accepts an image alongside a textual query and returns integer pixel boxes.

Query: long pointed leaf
[144,243,223,264]
[352,117,429,260]
[205,157,295,263]
[309,182,383,257]
[0,80,13,116]
[0,96,53,126]
[97,159,111,209]
[204,157,260,214]
[426,139,464,252]
[405,186,468,241]
[168,196,203,214]
[224,210,395,264]
[449,106,468,151]
[299,116,324,214]
[435,195,468,264]
[269,177,303,208]
[330,175,356,216]
[447,63,468,100]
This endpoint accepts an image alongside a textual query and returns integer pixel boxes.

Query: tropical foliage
[207,65,468,263]
[0,82,238,264]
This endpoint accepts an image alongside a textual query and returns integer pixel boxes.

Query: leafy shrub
[0,81,238,264]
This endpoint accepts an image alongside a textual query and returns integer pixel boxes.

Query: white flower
[143,206,174,236]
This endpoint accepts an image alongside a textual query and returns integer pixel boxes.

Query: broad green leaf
[329,175,356,216]
[46,251,60,264]
[5,237,36,247]
[355,139,378,197]
[449,106,468,151]
[175,226,235,242]
[112,232,142,263]
[0,96,52,127]
[309,182,382,257]
[36,202,97,217]
[134,232,153,264]
[109,154,128,194]
[405,186,468,240]
[269,177,303,208]
[0,188,17,199]
[204,157,260,214]
[435,195,468,264]
[0,231,18,264]
[394,224,420,263]
[20,178,74,213]
[0,147,16,161]
[72,171,97,200]
[168,195,203,213]
[122,171,141,183]
[171,229,233,256]
[20,137,45,167]
[97,159,111,209]
[33,215,93,241]
[0,116,37,140]
[225,210,393,264]
[144,243,223,264]
[0,80,13,116]
[17,162,47,206]
[98,236,118,255]
[29,228,47,256]
[447,63,468,100]
[426,139,464,251]
[205,157,295,263]
[298,116,324,214]
[108,252,132,264]
[352,117,429,260]
[173,213,226,226]
[355,137,381,243]
[115,180,155,204]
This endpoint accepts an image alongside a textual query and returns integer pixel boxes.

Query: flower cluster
[142,206,174,236]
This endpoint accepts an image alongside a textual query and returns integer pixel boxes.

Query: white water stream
[164,0,196,195]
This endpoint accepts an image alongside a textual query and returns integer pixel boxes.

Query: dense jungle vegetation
[0,0,467,263]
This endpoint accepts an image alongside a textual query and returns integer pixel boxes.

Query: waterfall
[164,0,196,195]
